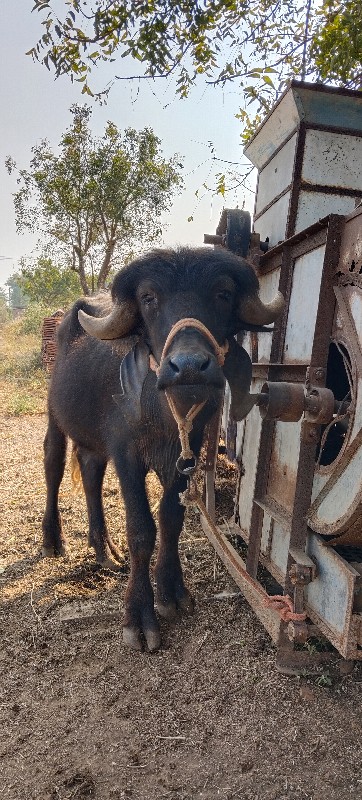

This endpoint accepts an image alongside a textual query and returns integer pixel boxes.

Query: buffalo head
[78,247,284,404]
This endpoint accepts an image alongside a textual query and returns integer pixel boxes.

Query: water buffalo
[42,247,283,651]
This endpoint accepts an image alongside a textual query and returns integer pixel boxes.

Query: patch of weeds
[0,318,48,414]
[7,391,41,416]
[315,670,333,688]
[1,349,43,382]
[295,635,334,654]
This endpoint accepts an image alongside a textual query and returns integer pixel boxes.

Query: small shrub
[20,302,54,335]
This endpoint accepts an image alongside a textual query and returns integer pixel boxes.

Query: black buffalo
[42,247,283,651]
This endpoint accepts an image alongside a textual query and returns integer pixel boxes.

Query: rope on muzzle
[149,317,229,474]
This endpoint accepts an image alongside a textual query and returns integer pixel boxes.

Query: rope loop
[159,317,229,371]
[148,317,228,475]
[149,317,229,379]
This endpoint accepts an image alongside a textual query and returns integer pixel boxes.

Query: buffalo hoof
[122,625,161,653]
[145,628,162,652]
[156,601,177,621]
[123,626,143,651]
[42,544,67,558]
[156,590,194,620]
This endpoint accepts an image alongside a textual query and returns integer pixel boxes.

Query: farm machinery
[202,81,362,670]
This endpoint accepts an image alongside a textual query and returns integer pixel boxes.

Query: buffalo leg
[114,457,160,652]
[154,476,194,620]
[76,447,124,569]
[42,414,67,557]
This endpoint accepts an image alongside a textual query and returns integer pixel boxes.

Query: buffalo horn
[78,301,137,340]
[238,291,285,326]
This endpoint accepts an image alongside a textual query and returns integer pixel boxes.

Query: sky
[0,1,256,291]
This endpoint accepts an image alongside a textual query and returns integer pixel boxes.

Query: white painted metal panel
[257,332,273,365]
[269,522,290,576]
[253,191,290,248]
[303,130,362,190]
[244,91,300,169]
[267,420,302,513]
[255,134,297,215]
[306,532,357,638]
[295,191,356,234]
[260,511,272,555]
[283,245,325,362]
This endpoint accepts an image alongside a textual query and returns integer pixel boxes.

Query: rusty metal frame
[201,212,362,665]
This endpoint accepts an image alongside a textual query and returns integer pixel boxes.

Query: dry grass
[0,319,48,415]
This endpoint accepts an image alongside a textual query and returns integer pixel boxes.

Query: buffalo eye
[141,292,158,309]
[215,289,233,305]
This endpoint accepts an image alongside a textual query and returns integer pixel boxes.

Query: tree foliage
[28,1,361,118]
[5,275,29,309]
[0,288,9,323]
[17,256,81,306]
[6,105,183,294]
[311,1,362,87]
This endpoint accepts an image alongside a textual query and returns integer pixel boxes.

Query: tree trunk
[78,256,90,295]
[73,243,90,295]
[97,237,117,289]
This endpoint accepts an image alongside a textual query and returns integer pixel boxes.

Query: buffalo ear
[78,300,138,340]
[238,291,285,327]
[223,338,256,421]
[113,341,150,423]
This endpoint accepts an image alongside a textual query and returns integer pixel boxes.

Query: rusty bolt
[289,564,304,585]
[303,425,319,443]
[287,620,309,644]
[314,368,325,380]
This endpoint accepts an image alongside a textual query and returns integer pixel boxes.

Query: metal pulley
[256,381,337,424]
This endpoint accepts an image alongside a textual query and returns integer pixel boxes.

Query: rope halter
[149,317,229,474]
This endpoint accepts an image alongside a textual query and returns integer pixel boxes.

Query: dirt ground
[1,412,362,800]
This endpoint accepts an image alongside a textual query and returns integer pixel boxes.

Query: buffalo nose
[168,352,211,375]
[157,348,224,389]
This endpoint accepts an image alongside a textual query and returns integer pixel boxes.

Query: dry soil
[1,413,362,800]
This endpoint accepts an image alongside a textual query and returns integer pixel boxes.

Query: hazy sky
[0,1,256,289]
